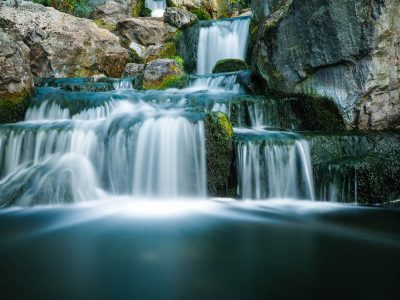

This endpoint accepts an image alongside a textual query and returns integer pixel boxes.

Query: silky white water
[145,0,166,17]
[0,93,207,205]
[235,129,315,200]
[197,17,251,74]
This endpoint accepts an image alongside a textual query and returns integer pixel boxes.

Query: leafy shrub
[32,0,93,18]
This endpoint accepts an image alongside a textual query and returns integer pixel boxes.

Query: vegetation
[94,19,117,31]
[0,90,30,124]
[143,74,188,90]
[188,7,212,20]
[212,59,248,73]
[32,0,93,18]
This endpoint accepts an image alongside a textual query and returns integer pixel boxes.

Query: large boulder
[123,63,145,77]
[0,1,129,78]
[142,59,185,89]
[164,7,197,29]
[252,0,400,130]
[93,1,131,25]
[0,30,34,123]
[212,59,248,73]
[116,17,178,62]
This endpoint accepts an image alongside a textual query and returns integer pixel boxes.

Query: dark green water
[0,200,399,300]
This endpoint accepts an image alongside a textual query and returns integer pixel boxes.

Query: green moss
[32,0,93,18]
[94,19,117,31]
[204,112,235,197]
[158,42,178,59]
[0,90,31,124]
[143,74,188,90]
[212,59,248,73]
[128,48,144,64]
[189,7,212,20]
[132,0,151,17]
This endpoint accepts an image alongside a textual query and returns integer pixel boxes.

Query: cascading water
[145,0,166,17]
[196,17,251,74]
[0,89,207,206]
[235,129,315,200]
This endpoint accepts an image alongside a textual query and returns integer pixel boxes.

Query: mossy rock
[0,90,31,124]
[269,92,345,131]
[188,7,212,20]
[143,74,188,90]
[212,59,249,73]
[132,0,151,17]
[94,19,117,31]
[204,112,236,197]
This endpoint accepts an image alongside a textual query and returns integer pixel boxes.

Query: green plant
[32,0,93,18]
[188,7,212,20]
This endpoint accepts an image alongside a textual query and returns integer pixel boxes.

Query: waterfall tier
[197,17,250,75]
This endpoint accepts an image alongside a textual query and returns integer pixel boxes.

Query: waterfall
[189,73,242,92]
[235,129,315,200]
[0,91,207,206]
[145,0,166,17]
[196,17,250,75]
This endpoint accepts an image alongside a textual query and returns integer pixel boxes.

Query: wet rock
[143,59,185,89]
[212,59,248,73]
[177,21,200,73]
[164,7,197,29]
[0,1,129,78]
[308,132,400,204]
[123,63,145,77]
[251,0,400,130]
[204,111,235,197]
[0,30,34,123]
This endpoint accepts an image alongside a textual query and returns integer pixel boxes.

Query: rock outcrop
[116,17,177,62]
[0,30,34,123]
[0,1,129,78]
[164,7,197,29]
[252,0,400,130]
[142,58,185,89]
[93,1,131,25]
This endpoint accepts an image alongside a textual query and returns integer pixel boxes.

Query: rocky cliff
[252,0,400,130]
[0,1,129,78]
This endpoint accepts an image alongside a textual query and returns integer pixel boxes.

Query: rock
[93,1,130,25]
[117,17,177,47]
[123,63,145,77]
[204,111,235,197]
[177,21,200,73]
[0,30,34,123]
[164,7,197,29]
[142,59,185,89]
[212,59,248,73]
[0,1,129,78]
[251,0,400,130]
[251,0,285,22]
[117,17,178,62]
[308,132,400,204]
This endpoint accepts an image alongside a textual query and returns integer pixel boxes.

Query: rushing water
[145,0,166,17]
[197,17,251,74]
[235,129,315,200]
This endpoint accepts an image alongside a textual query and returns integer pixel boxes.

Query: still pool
[0,199,399,299]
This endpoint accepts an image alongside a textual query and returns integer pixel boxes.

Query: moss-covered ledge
[204,112,236,197]
[0,90,32,124]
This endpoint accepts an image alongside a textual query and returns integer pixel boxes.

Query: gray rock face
[164,7,197,29]
[117,17,177,47]
[177,21,199,73]
[252,0,400,130]
[0,30,34,123]
[251,0,285,22]
[0,31,33,95]
[123,63,145,77]
[116,17,177,62]
[93,1,130,24]
[0,1,129,78]
[143,59,184,89]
